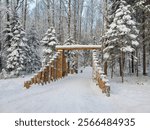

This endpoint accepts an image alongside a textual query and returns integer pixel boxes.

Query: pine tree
[2,21,13,70]
[41,27,58,66]
[27,25,41,72]
[103,0,139,81]
[136,0,150,75]
[5,13,32,76]
[64,36,78,73]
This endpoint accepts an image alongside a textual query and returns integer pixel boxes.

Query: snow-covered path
[0,67,150,113]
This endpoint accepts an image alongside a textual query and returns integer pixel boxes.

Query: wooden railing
[24,50,68,89]
[92,50,110,97]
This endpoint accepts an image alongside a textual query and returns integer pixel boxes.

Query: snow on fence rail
[24,50,68,89]
[92,50,110,97]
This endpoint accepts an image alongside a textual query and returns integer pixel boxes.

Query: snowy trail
[0,67,150,113]
[0,67,104,113]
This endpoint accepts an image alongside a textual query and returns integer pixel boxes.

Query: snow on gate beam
[56,45,102,51]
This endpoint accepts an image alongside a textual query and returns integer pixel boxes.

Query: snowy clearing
[0,67,150,113]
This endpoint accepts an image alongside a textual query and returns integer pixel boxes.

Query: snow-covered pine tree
[2,21,13,70]
[64,36,78,73]
[136,0,150,75]
[27,25,41,72]
[64,36,75,45]
[41,27,58,66]
[6,13,32,76]
[103,0,139,81]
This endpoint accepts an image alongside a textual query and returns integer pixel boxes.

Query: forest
[0,0,149,81]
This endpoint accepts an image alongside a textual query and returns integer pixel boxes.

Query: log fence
[92,50,110,97]
[24,50,68,89]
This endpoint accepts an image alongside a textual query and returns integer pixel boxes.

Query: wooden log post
[41,69,45,85]
[99,77,103,90]
[54,57,57,81]
[43,68,48,84]
[51,59,54,81]
[24,81,30,89]
[45,65,50,83]
[39,71,43,84]
[64,56,69,76]
[57,50,63,79]
[31,77,34,84]
[101,75,109,93]
[37,71,42,84]
[62,52,67,77]
[34,74,37,84]
[48,62,51,83]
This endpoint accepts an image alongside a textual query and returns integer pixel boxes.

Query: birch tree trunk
[58,0,62,44]
[46,0,51,28]
[74,0,77,44]
[68,0,71,37]
[90,0,94,38]
[52,0,55,27]
[78,0,84,43]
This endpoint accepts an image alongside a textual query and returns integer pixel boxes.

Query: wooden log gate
[24,45,110,97]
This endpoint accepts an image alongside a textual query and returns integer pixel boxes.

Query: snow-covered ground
[0,67,150,113]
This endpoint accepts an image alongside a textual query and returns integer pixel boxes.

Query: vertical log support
[51,59,54,81]
[62,51,67,76]
[45,65,50,83]
[57,50,63,78]
[54,57,57,81]
[48,62,51,83]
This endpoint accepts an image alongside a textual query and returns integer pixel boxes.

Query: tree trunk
[6,0,10,22]
[121,51,124,83]
[131,51,134,73]
[58,0,62,44]
[68,0,71,37]
[23,0,27,30]
[136,47,139,77]
[103,0,108,75]
[129,58,131,74]
[119,57,122,77]
[52,0,55,27]
[111,61,114,79]
[46,0,51,27]
[0,0,2,71]
[142,10,147,75]
[74,0,77,44]
[90,0,94,38]
[78,0,84,43]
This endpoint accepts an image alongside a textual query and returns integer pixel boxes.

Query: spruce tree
[41,27,58,66]
[64,36,78,73]
[103,0,139,81]
[5,13,32,76]
[27,25,41,72]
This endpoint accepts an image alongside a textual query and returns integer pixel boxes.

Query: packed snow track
[0,67,150,113]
